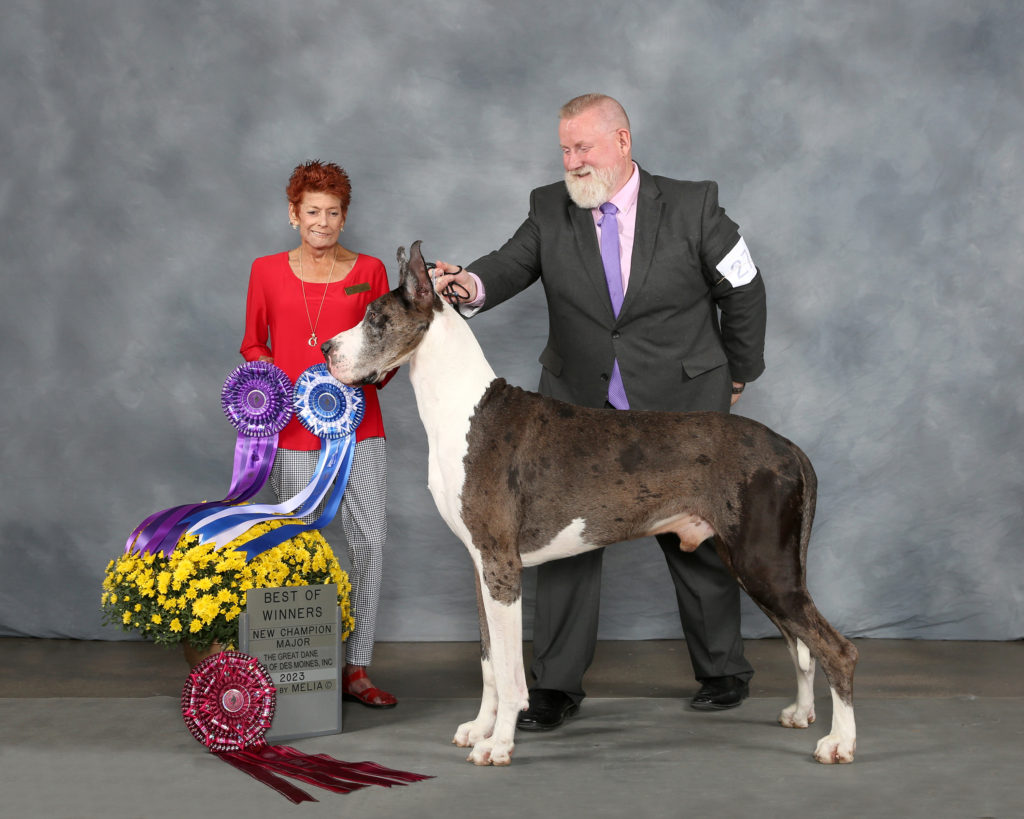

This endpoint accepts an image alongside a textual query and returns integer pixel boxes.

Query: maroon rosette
[181,650,275,752]
[180,650,432,804]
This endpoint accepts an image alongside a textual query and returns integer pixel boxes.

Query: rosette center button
[317,391,339,414]
[221,686,250,714]
[246,389,267,410]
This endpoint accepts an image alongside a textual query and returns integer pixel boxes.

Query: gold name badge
[344,282,371,295]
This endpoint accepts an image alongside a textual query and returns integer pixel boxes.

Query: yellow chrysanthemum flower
[192,594,220,625]
[172,559,194,585]
[104,525,351,644]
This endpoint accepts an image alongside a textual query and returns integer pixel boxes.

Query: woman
[240,160,397,708]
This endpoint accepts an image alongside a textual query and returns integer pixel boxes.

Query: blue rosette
[292,364,364,440]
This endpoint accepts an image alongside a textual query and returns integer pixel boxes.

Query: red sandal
[342,666,398,709]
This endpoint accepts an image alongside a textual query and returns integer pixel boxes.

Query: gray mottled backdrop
[1,0,1021,643]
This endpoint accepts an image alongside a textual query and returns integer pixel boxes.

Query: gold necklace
[298,246,337,347]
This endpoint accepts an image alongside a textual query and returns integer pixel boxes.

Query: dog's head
[322,240,440,385]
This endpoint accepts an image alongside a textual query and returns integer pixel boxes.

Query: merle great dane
[322,241,857,766]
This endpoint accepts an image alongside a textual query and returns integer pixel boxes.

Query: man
[432,93,767,731]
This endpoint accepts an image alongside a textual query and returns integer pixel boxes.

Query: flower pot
[183,641,224,668]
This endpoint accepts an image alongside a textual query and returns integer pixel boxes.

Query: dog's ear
[400,240,434,308]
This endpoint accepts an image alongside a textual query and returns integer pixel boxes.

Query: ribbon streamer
[185,365,364,559]
[125,362,293,556]
[182,651,431,804]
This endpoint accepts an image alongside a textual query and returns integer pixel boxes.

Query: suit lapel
[569,201,618,319]
[621,169,663,318]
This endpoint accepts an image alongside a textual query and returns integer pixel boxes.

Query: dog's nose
[320,339,334,359]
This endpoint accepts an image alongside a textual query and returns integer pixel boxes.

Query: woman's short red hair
[286,160,352,212]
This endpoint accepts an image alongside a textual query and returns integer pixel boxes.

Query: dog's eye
[364,310,388,336]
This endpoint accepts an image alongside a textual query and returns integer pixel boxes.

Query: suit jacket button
[601,373,609,382]
[612,331,621,339]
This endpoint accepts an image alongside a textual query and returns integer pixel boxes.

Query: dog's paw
[467,737,514,766]
[453,719,492,748]
[813,734,856,764]
[778,701,815,729]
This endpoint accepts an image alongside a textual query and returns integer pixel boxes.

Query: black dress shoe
[690,676,750,711]
[516,688,580,731]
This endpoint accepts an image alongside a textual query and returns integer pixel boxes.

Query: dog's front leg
[453,654,498,746]
[461,561,528,766]
[454,572,499,749]
[467,593,526,765]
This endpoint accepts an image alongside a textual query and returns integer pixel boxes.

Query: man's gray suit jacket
[469,167,767,412]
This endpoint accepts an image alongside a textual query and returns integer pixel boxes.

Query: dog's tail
[794,443,818,570]
[794,442,822,675]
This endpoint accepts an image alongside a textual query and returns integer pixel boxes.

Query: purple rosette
[221,361,294,437]
[125,362,292,556]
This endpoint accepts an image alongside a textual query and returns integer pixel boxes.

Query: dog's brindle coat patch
[322,240,857,766]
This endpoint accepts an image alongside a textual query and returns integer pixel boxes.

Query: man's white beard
[564,164,617,209]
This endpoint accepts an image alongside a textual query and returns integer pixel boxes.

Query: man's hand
[431,260,478,304]
[730,382,745,406]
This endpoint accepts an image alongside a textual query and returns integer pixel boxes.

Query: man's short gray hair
[559,94,630,131]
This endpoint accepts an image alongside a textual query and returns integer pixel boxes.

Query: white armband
[715,237,758,287]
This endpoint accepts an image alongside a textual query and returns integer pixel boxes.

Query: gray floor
[0,638,1021,818]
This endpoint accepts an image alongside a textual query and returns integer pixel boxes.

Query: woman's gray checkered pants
[269,438,387,667]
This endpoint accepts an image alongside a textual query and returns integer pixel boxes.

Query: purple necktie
[599,203,629,409]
